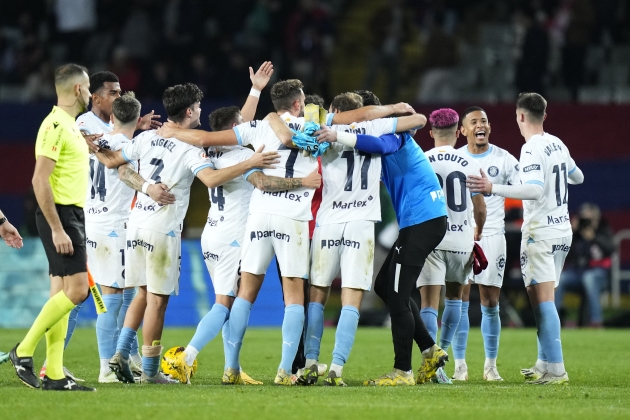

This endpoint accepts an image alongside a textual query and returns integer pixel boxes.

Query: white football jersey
[76,111,113,135]
[233,118,317,221]
[203,146,257,246]
[426,146,482,252]
[122,130,214,235]
[317,118,396,225]
[458,144,519,236]
[84,133,135,235]
[519,133,576,241]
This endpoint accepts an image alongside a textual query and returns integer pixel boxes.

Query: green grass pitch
[1,327,629,419]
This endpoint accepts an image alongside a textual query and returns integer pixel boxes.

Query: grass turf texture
[1,327,628,419]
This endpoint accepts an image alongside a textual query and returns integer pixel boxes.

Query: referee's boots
[9,344,40,389]
[41,375,96,391]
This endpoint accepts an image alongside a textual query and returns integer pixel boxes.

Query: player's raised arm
[247,168,321,192]
[241,61,274,122]
[156,122,239,147]
[330,102,414,125]
[264,112,295,146]
[395,113,427,132]
[315,126,403,155]
[196,145,280,189]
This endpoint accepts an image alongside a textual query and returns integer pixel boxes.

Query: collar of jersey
[464,144,493,158]
[91,111,112,127]
[52,106,78,126]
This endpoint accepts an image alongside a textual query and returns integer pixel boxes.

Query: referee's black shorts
[36,204,87,277]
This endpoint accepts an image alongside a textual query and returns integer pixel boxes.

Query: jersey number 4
[211,186,225,211]
[90,159,107,202]
[436,171,467,212]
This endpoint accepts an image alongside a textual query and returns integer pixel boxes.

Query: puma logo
[227,341,238,348]
[395,246,402,254]
[283,341,293,347]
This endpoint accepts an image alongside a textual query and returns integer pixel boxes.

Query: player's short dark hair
[330,92,363,112]
[162,83,204,123]
[305,94,325,108]
[270,79,304,112]
[460,106,486,122]
[516,92,547,122]
[354,90,381,106]
[209,106,241,131]
[112,92,141,125]
[90,71,119,95]
[54,63,88,88]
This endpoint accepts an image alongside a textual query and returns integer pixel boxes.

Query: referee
[9,64,95,391]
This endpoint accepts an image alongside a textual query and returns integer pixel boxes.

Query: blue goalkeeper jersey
[380,132,446,229]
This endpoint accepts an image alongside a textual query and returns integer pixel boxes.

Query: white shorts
[520,235,572,287]
[126,226,181,295]
[85,229,127,288]
[201,236,240,297]
[310,220,374,291]
[417,249,473,287]
[471,233,506,287]
[240,213,309,279]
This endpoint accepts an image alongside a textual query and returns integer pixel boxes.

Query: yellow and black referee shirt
[35,106,89,208]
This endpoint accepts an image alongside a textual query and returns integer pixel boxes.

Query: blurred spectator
[415,11,459,103]
[140,60,173,100]
[305,93,325,107]
[560,0,595,101]
[119,0,157,61]
[22,61,55,102]
[109,46,140,93]
[555,203,615,327]
[54,0,97,63]
[364,0,412,103]
[514,6,550,96]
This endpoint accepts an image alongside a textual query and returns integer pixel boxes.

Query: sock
[548,362,565,376]
[485,358,497,369]
[226,298,252,370]
[64,302,82,349]
[455,359,466,369]
[96,294,123,359]
[533,305,548,366]
[18,291,75,357]
[279,304,305,373]
[44,313,69,380]
[184,345,199,367]
[537,337,547,363]
[120,288,140,358]
[535,358,547,372]
[331,305,360,367]
[420,307,438,342]
[537,301,564,364]
[453,301,470,361]
[481,304,501,359]
[222,321,230,370]
[330,363,343,377]
[141,344,163,377]
[189,303,230,357]
[100,358,110,376]
[439,299,462,352]
[116,327,137,360]
[304,302,325,362]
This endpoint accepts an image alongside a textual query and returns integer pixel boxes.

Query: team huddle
[7,61,583,391]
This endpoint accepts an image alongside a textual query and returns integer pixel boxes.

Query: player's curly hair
[163,83,204,123]
[112,92,141,125]
[305,94,325,108]
[429,108,459,130]
[209,106,241,131]
[90,71,119,95]
[516,92,547,122]
[330,92,363,112]
[353,90,381,106]
[270,79,304,112]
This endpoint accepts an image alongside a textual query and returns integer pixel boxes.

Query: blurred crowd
[0,0,629,104]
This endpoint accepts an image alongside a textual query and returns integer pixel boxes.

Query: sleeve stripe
[471,192,480,197]
[244,168,262,180]
[121,148,132,163]
[391,118,398,134]
[193,163,214,176]
[326,112,334,126]
[525,180,544,186]
[568,166,577,175]
[233,127,243,146]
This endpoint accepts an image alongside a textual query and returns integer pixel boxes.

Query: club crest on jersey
[520,251,528,269]
[488,166,499,177]
[496,254,506,270]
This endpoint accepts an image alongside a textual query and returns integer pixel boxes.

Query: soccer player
[416,109,486,385]
[0,208,23,249]
[10,64,95,391]
[451,106,520,381]
[467,93,584,385]
[301,92,429,386]
[94,83,280,384]
[315,95,449,387]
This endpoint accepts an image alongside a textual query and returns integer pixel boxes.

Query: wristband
[336,131,357,148]
[142,182,150,195]
[0,217,6,226]
[249,88,261,98]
